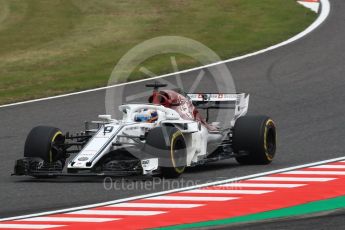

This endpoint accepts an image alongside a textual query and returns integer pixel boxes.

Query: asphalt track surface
[0,0,344,226]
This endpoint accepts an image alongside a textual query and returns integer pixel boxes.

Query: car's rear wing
[187,93,250,124]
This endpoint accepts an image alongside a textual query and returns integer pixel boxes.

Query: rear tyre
[24,126,65,163]
[233,116,276,165]
[145,126,187,178]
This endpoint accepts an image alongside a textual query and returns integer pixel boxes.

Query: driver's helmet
[134,109,158,123]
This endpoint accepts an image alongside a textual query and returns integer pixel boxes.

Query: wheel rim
[50,131,64,162]
[171,133,186,173]
[265,122,276,160]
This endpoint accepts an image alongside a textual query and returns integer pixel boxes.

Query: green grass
[0,0,316,104]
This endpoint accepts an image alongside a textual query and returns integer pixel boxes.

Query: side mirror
[98,115,112,121]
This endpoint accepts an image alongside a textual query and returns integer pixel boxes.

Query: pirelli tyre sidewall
[24,126,65,163]
[233,115,276,165]
[145,126,187,178]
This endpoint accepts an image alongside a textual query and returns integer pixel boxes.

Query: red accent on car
[148,89,217,131]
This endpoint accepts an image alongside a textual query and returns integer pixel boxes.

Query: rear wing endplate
[187,93,250,124]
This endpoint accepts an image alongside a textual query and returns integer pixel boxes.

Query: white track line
[311,165,345,169]
[282,170,345,175]
[68,210,165,216]
[250,177,336,182]
[181,189,272,195]
[146,196,238,201]
[16,217,120,223]
[107,203,203,208]
[2,156,345,222]
[221,183,306,188]
[0,0,330,109]
[0,224,64,229]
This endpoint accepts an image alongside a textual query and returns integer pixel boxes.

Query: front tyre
[233,116,276,165]
[24,126,66,163]
[145,126,187,178]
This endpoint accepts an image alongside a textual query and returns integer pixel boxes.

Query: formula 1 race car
[13,83,277,178]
